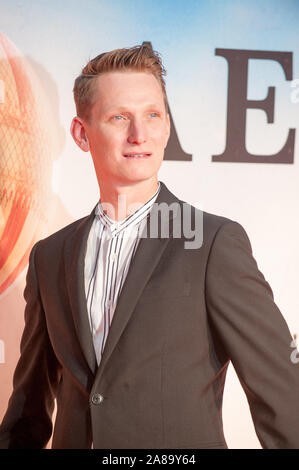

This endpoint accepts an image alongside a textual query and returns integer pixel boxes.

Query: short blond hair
[73,43,168,121]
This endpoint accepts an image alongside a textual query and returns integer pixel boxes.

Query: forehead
[92,71,165,111]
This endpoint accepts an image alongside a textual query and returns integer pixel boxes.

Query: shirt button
[111,253,117,262]
[91,393,104,405]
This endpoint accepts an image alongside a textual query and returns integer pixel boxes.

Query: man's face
[83,71,170,187]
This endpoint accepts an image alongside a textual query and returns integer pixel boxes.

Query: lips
[123,153,152,158]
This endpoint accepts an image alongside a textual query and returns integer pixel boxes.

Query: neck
[98,178,159,221]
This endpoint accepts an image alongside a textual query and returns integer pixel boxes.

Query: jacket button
[91,393,104,405]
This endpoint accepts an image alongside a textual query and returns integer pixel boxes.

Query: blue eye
[149,112,158,118]
[113,115,123,120]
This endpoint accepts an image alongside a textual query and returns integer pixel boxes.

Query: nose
[127,119,147,145]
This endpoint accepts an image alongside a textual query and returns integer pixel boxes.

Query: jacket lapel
[63,181,181,384]
[94,182,181,384]
[63,208,98,377]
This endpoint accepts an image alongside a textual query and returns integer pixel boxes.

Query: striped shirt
[84,182,161,366]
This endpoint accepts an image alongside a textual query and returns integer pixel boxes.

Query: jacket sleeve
[0,242,61,449]
[205,221,299,449]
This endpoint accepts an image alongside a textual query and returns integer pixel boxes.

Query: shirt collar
[95,182,161,236]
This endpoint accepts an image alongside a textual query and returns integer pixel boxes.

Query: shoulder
[157,182,246,240]
[33,211,94,258]
[178,197,246,239]
[41,215,89,243]
[202,209,248,242]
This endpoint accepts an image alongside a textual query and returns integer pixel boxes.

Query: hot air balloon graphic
[0,32,59,295]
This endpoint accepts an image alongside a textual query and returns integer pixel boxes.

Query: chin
[125,170,159,184]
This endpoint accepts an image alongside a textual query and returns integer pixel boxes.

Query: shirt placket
[100,226,120,357]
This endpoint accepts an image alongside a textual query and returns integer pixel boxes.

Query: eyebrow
[104,104,163,115]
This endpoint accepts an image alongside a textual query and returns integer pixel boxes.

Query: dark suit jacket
[1,181,299,449]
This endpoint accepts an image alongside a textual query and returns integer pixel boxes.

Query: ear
[70,117,90,152]
[164,112,171,148]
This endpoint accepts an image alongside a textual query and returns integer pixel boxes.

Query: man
[0,44,299,449]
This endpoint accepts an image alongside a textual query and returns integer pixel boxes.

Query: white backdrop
[1,0,299,449]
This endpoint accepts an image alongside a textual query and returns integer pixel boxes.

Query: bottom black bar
[0,448,298,465]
